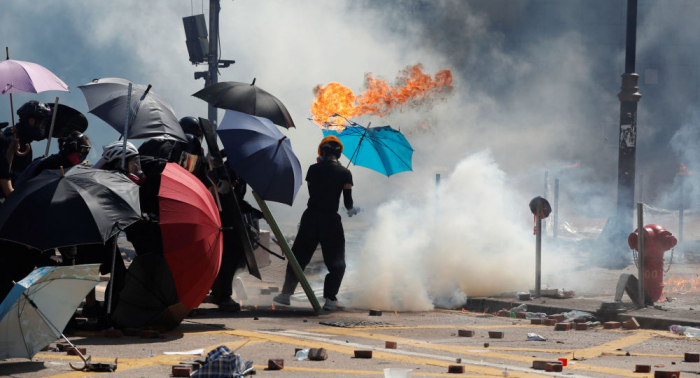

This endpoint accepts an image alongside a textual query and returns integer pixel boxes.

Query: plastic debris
[527,333,547,341]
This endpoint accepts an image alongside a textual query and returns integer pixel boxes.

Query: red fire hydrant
[628,224,677,302]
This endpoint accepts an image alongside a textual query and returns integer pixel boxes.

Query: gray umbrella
[78,78,186,142]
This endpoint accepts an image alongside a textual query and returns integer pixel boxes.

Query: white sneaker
[273,293,291,305]
[323,298,345,311]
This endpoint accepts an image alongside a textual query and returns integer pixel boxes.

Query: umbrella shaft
[120,83,132,170]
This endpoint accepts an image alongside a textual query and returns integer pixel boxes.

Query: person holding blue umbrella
[273,135,356,311]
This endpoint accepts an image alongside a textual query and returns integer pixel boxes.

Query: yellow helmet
[318,135,343,156]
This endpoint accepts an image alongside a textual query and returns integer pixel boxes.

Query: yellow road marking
[252,364,493,377]
[227,329,547,377]
[309,326,656,377]
[45,339,263,378]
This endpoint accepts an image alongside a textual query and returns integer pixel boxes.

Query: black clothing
[0,241,43,301]
[3,128,33,180]
[76,239,127,313]
[281,159,353,301]
[139,139,182,162]
[210,170,258,304]
[282,210,345,301]
[0,133,10,181]
[124,156,167,255]
[342,188,353,210]
[306,160,353,213]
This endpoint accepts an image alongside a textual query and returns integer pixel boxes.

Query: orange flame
[254,305,258,310]
[310,64,453,130]
[678,163,694,176]
[394,311,398,315]
[271,303,276,310]
[562,162,580,169]
[664,276,700,294]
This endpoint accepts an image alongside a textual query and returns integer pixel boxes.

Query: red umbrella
[160,163,222,309]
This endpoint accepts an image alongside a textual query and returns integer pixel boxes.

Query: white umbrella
[0,264,100,364]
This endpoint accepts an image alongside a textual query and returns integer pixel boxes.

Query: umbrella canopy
[192,80,296,129]
[0,59,69,94]
[78,78,186,141]
[160,163,223,308]
[323,124,414,177]
[217,110,302,206]
[45,103,88,138]
[0,264,100,359]
[0,165,141,251]
[112,163,222,329]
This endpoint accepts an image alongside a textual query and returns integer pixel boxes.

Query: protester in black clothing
[274,135,355,311]
[14,131,91,189]
[209,163,264,312]
[3,101,52,180]
[138,116,203,162]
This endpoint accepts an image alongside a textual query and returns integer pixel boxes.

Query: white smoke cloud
[344,151,534,311]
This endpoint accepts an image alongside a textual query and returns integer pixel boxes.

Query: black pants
[282,209,345,301]
[0,241,42,301]
[210,228,245,302]
[77,239,127,312]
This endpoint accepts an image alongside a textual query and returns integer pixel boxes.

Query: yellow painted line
[252,364,494,377]
[308,327,538,364]
[226,329,548,377]
[46,339,264,378]
[309,326,659,377]
[349,324,546,330]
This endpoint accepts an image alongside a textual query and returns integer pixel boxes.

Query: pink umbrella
[1,47,69,135]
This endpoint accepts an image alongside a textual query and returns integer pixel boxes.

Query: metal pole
[207,0,220,127]
[106,233,119,315]
[44,97,60,157]
[679,177,684,251]
[639,173,644,203]
[120,83,132,170]
[553,179,559,240]
[637,202,645,308]
[535,215,542,297]
[616,0,641,231]
[542,171,548,235]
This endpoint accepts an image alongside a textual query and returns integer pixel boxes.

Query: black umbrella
[0,165,141,251]
[78,78,186,141]
[110,253,190,330]
[45,103,88,138]
[192,79,296,129]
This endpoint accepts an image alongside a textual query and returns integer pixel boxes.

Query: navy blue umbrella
[216,110,302,206]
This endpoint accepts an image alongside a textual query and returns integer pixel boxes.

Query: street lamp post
[616,0,642,231]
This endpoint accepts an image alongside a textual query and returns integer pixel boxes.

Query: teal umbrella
[322,121,414,176]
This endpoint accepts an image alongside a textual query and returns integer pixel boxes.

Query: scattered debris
[385,341,397,349]
[554,323,571,331]
[457,330,474,337]
[635,365,651,373]
[173,364,192,377]
[545,362,563,372]
[622,317,640,330]
[309,348,328,361]
[354,350,372,359]
[516,292,531,300]
[530,288,574,298]
[369,309,383,316]
[532,360,562,370]
[320,320,393,328]
[603,321,622,329]
[163,349,205,356]
[686,353,700,363]
[488,331,504,339]
[67,347,87,356]
[527,333,547,341]
[267,359,284,370]
[448,365,465,374]
[191,345,254,377]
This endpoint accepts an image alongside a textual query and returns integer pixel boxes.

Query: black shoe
[81,302,104,318]
[215,297,241,313]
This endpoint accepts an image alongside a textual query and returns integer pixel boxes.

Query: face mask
[126,173,141,185]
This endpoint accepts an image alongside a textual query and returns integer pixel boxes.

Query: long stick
[252,191,322,314]
[637,202,645,308]
[44,97,59,157]
[106,233,119,315]
[120,83,132,170]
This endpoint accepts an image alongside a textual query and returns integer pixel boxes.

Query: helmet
[17,101,51,120]
[102,141,139,163]
[179,117,203,138]
[318,135,343,156]
[178,134,202,173]
[59,131,91,156]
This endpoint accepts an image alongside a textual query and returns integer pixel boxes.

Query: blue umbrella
[322,122,414,176]
[217,110,302,206]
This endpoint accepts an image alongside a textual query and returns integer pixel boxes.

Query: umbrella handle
[44,97,60,157]
[106,230,120,315]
